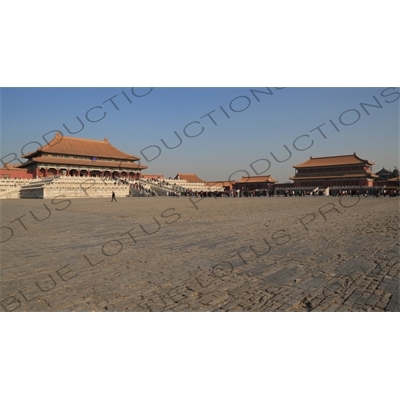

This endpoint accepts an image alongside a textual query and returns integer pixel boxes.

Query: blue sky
[1,87,398,182]
[1,2,399,398]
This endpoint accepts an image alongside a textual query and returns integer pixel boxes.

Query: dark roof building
[375,168,391,180]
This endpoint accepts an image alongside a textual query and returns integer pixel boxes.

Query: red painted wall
[0,168,34,179]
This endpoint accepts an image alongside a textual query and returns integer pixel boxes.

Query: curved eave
[22,150,41,158]
[293,162,372,169]
[23,150,141,162]
[290,174,378,180]
[21,157,147,170]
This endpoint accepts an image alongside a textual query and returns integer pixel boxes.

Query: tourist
[111,191,117,202]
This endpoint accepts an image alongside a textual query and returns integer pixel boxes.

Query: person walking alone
[111,191,117,202]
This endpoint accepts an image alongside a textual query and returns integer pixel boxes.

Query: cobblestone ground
[0,195,399,312]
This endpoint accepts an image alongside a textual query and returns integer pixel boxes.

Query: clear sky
[2,3,399,399]
[1,87,398,182]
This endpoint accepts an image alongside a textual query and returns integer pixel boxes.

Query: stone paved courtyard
[1,195,399,312]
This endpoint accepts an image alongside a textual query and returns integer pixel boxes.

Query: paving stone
[1,197,398,312]
[366,293,380,307]
[354,297,368,307]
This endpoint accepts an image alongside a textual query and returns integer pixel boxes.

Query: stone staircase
[0,178,47,199]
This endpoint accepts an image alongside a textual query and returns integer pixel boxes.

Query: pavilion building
[290,153,378,188]
[18,132,147,179]
[375,167,391,181]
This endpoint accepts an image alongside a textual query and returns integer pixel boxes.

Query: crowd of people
[125,177,400,199]
[129,181,157,196]
[276,188,399,197]
[163,187,400,198]
[329,188,399,197]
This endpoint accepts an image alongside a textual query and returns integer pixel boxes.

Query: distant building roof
[207,181,235,186]
[293,153,374,168]
[237,175,278,183]
[376,168,391,176]
[175,173,204,183]
[143,174,164,179]
[1,164,23,170]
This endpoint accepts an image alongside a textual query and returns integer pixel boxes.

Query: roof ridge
[310,154,358,159]
[50,135,109,144]
[243,175,271,177]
